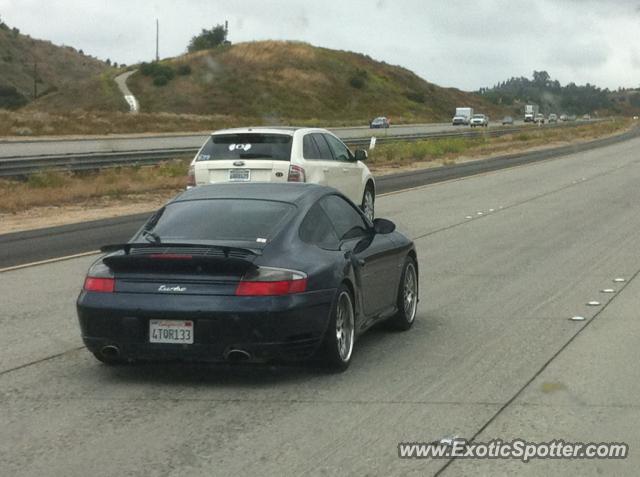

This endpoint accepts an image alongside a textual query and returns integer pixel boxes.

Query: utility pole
[33,60,37,99]
[155,19,159,62]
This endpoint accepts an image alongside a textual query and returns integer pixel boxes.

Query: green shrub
[158,159,189,177]
[141,62,175,81]
[348,69,368,89]
[0,85,28,109]
[405,91,426,103]
[153,75,169,86]
[349,76,365,89]
[27,171,69,188]
[177,64,192,75]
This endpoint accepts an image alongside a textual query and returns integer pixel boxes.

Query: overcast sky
[1,0,639,91]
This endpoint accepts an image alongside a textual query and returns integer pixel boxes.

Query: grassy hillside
[128,41,506,123]
[0,22,125,111]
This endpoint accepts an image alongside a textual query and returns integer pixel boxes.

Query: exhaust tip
[225,349,251,362]
[101,345,120,359]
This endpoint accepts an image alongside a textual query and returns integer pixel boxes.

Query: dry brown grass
[0,159,189,213]
[225,41,318,64]
[0,110,254,137]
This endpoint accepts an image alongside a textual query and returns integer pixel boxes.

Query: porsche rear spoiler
[100,243,261,272]
[100,242,262,256]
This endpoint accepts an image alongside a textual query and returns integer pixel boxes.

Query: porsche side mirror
[373,218,395,234]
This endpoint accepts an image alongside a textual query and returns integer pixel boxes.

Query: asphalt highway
[1,135,640,475]
[0,120,523,158]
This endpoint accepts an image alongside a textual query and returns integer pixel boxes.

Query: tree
[533,70,550,86]
[187,25,227,52]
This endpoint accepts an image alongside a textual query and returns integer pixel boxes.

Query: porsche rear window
[197,134,293,161]
[141,199,294,243]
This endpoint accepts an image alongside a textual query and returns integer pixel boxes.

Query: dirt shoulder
[0,193,174,235]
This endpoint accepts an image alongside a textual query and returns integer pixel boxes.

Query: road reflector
[587,301,601,306]
[477,212,483,215]
[601,289,615,293]
[613,278,625,283]
[570,316,586,321]
[465,216,473,219]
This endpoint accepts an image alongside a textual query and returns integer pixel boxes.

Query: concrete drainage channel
[114,70,139,114]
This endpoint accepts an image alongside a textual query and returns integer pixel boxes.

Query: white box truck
[524,104,539,122]
[452,107,474,126]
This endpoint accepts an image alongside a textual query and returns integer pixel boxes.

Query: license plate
[149,320,194,344]
[229,169,250,182]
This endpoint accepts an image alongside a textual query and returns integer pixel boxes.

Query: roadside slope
[128,41,509,122]
[0,21,122,111]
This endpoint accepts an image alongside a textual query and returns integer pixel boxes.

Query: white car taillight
[287,164,306,182]
[186,164,196,188]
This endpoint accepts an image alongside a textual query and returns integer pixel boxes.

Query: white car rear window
[197,134,293,161]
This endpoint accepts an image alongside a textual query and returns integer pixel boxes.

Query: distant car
[189,127,376,220]
[535,113,545,124]
[370,117,390,129]
[76,183,419,371]
[560,114,568,121]
[548,113,558,123]
[501,116,514,125]
[470,114,489,127]
[582,114,591,120]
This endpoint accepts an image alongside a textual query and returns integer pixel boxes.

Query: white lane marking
[0,251,100,273]
[601,289,616,293]
[569,316,586,321]
[465,215,473,219]
[587,301,601,306]
[613,278,626,283]
[476,212,483,215]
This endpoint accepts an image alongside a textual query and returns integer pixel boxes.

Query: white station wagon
[188,127,376,219]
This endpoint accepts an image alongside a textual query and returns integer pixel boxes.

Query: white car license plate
[149,320,194,344]
[229,169,250,182]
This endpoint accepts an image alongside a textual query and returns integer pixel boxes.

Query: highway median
[0,118,634,235]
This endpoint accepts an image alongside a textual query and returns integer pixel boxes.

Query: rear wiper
[238,154,273,159]
[142,230,161,244]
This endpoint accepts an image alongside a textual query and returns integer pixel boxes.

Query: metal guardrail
[0,121,597,177]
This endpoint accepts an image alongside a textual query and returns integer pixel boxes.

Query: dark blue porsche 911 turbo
[77,183,418,370]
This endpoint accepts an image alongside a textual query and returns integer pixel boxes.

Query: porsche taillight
[235,267,307,296]
[83,277,115,293]
[83,261,115,293]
